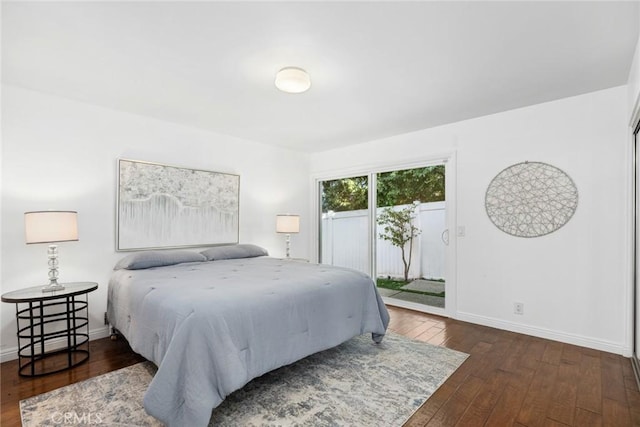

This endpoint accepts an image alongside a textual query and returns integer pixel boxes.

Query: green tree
[321,176,368,212]
[377,203,422,282]
[377,165,445,207]
[320,166,444,212]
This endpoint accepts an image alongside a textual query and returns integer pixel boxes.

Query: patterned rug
[20,333,468,427]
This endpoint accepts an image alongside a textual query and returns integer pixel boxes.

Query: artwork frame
[117,158,240,251]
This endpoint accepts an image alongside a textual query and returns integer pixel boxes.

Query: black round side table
[1,282,98,376]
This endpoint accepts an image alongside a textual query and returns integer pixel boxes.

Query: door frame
[629,87,640,380]
[631,119,640,386]
[311,151,457,318]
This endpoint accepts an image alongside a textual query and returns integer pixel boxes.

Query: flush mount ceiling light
[275,67,311,94]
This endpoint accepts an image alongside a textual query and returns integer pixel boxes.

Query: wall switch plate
[457,226,465,237]
[514,303,524,315]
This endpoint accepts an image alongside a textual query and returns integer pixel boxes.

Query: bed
[107,245,390,427]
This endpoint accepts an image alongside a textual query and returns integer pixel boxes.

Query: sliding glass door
[318,160,451,314]
[375,165,446,310]
[319,175,370,275]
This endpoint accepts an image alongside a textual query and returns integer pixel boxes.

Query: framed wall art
[117,159,240,251]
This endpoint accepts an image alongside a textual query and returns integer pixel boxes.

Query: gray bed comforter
[107,257,389,426]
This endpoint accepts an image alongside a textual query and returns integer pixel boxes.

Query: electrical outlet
[514,303,524,315]
[457,226,466,237]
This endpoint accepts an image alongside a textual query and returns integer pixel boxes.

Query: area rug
[20,332,468,427]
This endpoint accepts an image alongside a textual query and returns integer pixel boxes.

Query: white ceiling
[3,1,638,152]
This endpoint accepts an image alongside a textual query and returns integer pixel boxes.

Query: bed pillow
[114,250,207,270]
[200,244,268,261]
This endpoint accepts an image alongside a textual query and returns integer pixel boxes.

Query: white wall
[627,1,640,363]
[0,85,310,361]
[627,5,640,121]
[311,86,630,355]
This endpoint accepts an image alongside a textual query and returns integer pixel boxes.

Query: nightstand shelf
[1,282,98,377]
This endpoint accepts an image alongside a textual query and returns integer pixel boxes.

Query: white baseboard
[0,326,111,363]
[455,311,632,357]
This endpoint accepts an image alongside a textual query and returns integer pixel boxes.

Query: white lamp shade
[25,211,79,244]
[276,214,300,234]
[275,67,311,94]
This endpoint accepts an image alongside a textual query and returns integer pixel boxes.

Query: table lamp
[276,214,300,258]
[25,211,78,292]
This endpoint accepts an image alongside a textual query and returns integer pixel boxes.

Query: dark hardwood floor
[1,335,146,426]
[2,306,638,426]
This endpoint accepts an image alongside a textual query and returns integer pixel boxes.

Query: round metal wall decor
[485,161,578,238]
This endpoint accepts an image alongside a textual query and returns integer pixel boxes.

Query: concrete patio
[377,279,445,308]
